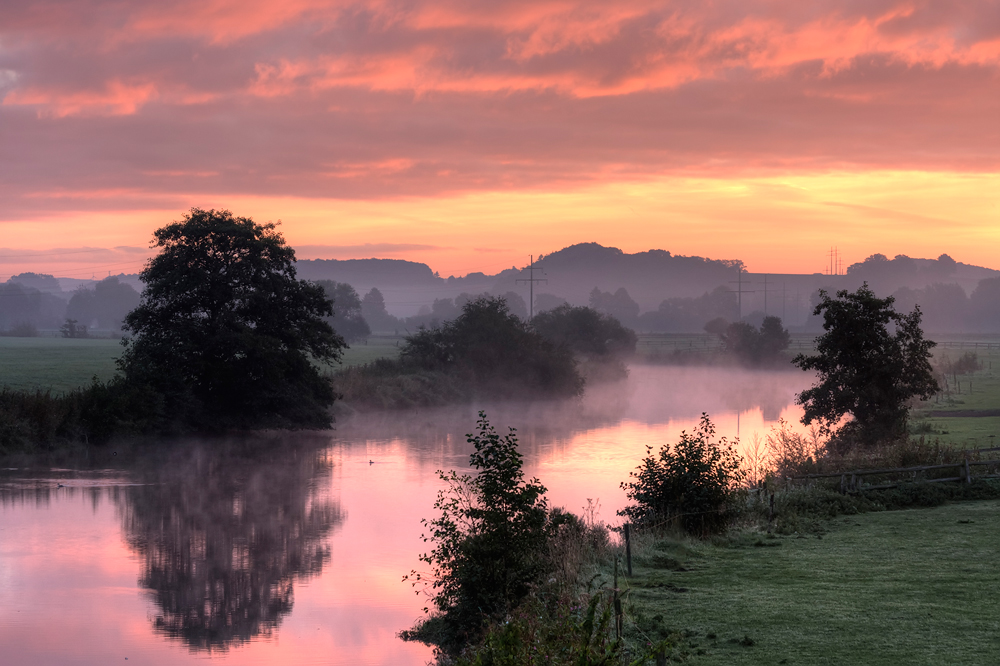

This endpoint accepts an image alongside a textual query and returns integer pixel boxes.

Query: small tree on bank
[793,284,938,451]
[403,412,549,652]
[120,208,346,430]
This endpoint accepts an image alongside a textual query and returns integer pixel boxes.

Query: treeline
[0,273,139,336]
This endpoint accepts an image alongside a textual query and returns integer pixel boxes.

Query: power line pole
[759,274,772,316]
[729,266,755,321]
[516,255,547,320]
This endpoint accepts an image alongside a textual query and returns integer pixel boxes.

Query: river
[0,365,814,665]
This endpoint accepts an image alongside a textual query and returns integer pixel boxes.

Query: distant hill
[291,244,1000,325]
[491,243,743,310]
[16,244,999,331]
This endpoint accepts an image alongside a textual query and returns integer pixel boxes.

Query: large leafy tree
[793,284,938,450]
[120,208,345,429]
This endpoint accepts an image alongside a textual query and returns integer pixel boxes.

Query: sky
[1,0,998,280]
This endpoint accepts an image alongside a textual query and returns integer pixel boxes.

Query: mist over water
[0,364,814,665]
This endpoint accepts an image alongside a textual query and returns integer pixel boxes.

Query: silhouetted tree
[60,318,88,338]
[120,208,345,430]
[531,304,637,358]
[360,287,400,333]
[315,280,371,342]
[533,293,567,314]
[589,287,639,327]
[794,284,938,450]
[703,316,730,336]
[969,277,1000,331]
[66,276,140,332]
[640,286,737,333]
[0,281,64,330]
[401,296,582,398]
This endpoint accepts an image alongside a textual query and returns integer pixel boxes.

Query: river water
[0,366,813,665]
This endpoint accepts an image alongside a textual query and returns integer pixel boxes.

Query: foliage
[404,412,550,652]
[0,280,65,330]
[589,287,640,327]
[937,350,981,376]
[66,276,140,332]
[720,315,790,365]
[0,379,164,454]
[793,283,939,450]
[360,287,401,333]
[620,415,745,536]
[702,316,729,336]
[450,591,627,666]
[531,304,638,359]
[399,296,583,400]
[314,280,371,342]
[120,208,346,430]
[60,318,89,338]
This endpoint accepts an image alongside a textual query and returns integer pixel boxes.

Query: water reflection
[332,365,813,462]
[118,440,343,651]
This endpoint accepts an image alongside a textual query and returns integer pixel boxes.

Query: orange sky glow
[1,1,998,279]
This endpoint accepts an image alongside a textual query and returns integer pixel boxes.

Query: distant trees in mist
[0,273,138,335]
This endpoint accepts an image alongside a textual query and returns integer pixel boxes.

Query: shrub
[403,412,551,652]
[619,414,745,536]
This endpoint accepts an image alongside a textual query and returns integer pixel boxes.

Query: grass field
[627,499,1000,665]
[913,343,1000,449]
[0,337,122,392]
[0,335,403,393]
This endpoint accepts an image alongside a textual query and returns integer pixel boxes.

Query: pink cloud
[0,0,997,215]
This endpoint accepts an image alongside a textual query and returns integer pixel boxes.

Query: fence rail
[787,455,1000,492]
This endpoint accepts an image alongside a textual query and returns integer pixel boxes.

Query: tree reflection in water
[119,439,342,651]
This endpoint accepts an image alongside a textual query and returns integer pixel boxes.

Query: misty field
[629,499,1000,665]
[0,335,402,393]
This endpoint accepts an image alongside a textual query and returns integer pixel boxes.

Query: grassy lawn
[0,335,403,393]
[627,500,1000,665]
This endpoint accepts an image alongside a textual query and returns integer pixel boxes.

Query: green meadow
[627,499,1000,665]
[0,335,402,393]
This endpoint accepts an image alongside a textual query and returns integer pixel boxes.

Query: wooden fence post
[624,523,632,576]
[613,558,623,640]
[964,458,972,484]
